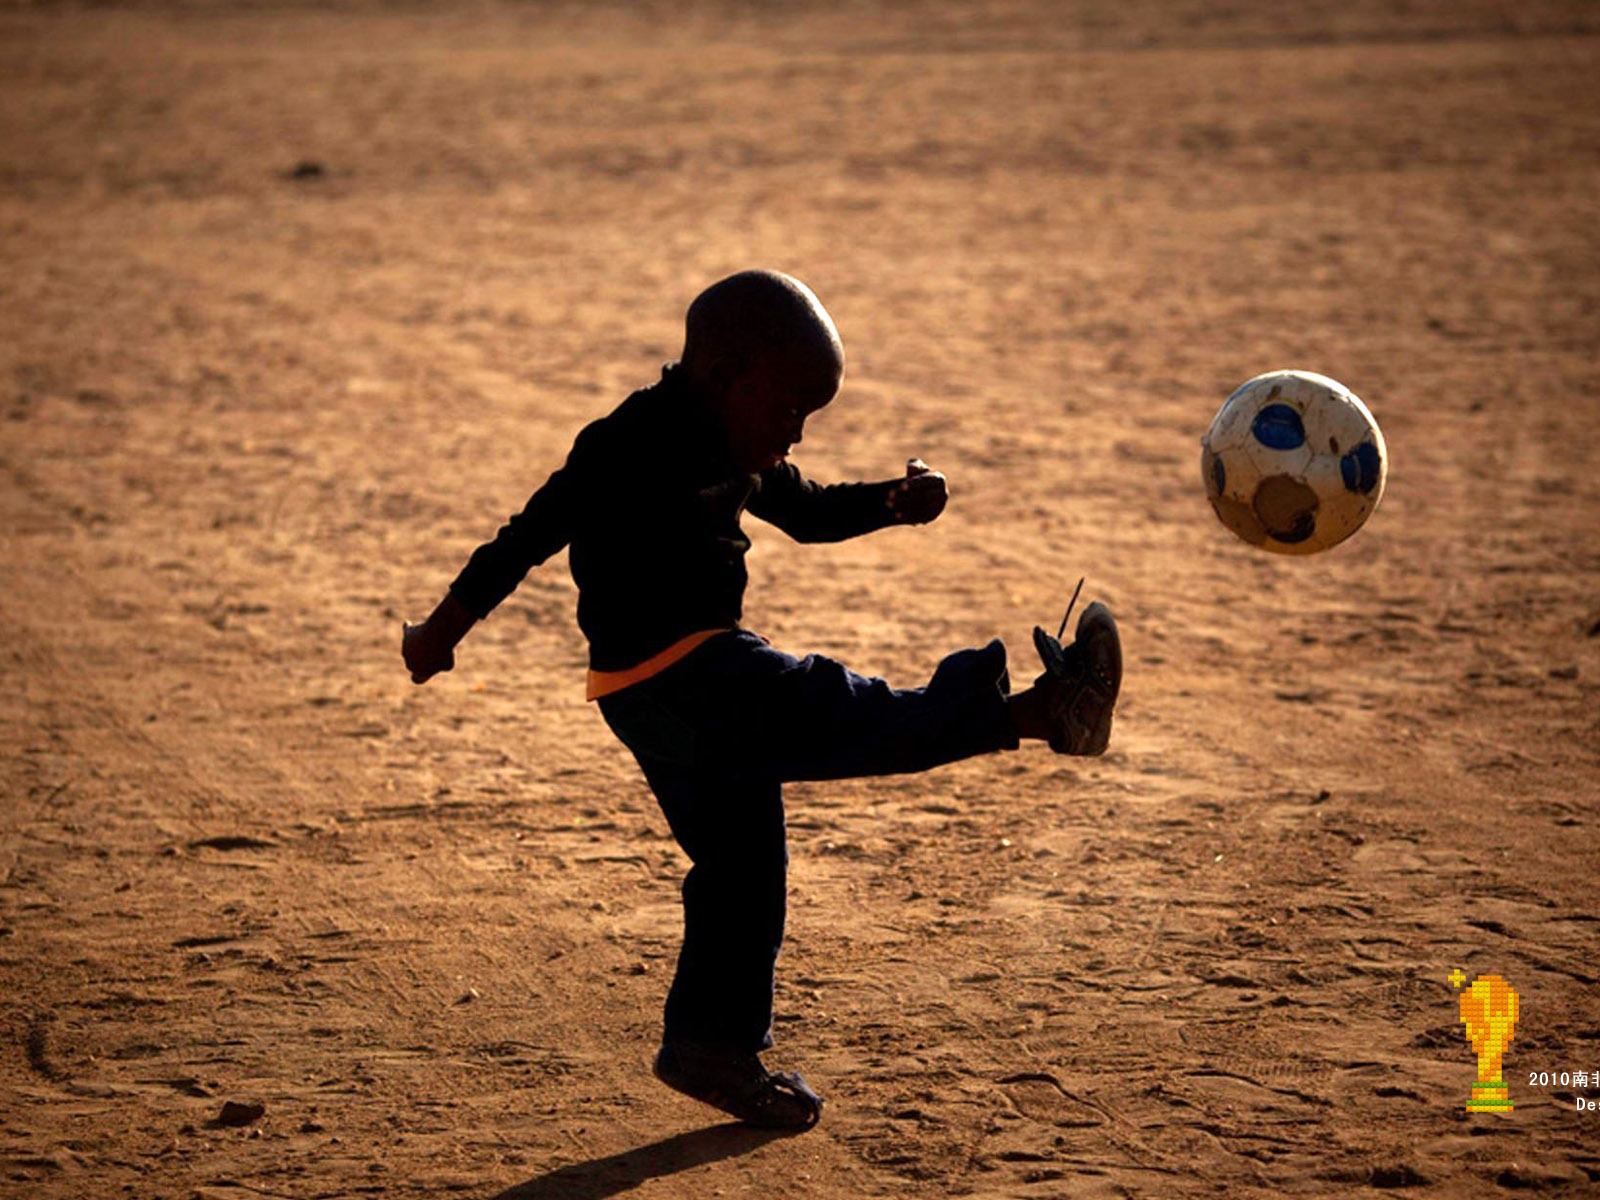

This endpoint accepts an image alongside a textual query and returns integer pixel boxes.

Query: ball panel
[1244,438,1310,478]
[1340,441,1382,494]
[1250,403,1307,451]
[1201,446,1226,498]
[1252,474,1320,544]
[1208,492,1269,546]
[1217,439,1265,498]
[1204,396,1255,453]
[1309,394,1371,446]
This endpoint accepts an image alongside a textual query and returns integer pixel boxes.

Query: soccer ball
[1200,370,1387,554]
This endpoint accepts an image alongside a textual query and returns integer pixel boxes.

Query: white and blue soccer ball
[1201,370,1387,555]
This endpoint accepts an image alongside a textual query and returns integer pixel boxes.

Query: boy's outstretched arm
[402,591,477,684]
[749,457,948,543]
[402,423,598,684]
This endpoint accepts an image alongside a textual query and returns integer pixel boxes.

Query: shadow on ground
[489,1123,792,1199]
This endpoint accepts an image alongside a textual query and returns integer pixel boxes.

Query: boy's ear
[703,352,747,399]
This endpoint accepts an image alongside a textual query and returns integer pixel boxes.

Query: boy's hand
[887,457,948,525]
[402,620,455,684]
[402,592,477,684]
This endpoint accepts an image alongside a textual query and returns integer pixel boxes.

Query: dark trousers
[598,631,1018,1052]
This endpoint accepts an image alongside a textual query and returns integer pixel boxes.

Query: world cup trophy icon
[1451,971,1519,1112]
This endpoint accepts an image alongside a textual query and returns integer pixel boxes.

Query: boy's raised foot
[1031,599,1121,757]
[653,1040,823,1131]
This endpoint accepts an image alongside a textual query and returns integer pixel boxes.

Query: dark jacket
[450,365,899,671]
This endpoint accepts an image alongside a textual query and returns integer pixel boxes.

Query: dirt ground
[3,1,1599,1196]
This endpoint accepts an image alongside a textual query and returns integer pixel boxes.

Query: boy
[403,270,1121,1131]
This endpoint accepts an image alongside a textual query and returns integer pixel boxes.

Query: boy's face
[721,342,842,473]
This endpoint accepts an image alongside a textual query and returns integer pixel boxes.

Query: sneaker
[1032,600,1121,756]
[653,1041,823,1131]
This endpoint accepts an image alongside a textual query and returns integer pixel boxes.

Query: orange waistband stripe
[585,629,734,701]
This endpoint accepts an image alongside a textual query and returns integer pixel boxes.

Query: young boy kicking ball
[402,270,1121,1131]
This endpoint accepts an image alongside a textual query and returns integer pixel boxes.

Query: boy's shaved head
[682,270,844,384]
[679,271,846,473]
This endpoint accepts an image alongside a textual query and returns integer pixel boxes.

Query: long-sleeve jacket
[449,365,900,671]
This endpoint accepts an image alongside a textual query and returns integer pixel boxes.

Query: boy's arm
[447,468,576,620]
[749,457,948,543]
[404,427,598,684]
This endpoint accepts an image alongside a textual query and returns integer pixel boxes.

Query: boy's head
[681,270,844,472]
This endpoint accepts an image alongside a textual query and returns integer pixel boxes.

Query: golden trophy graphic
[1451,970,1519,1112]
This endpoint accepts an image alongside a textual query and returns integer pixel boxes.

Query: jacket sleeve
[745,463,900,544]
[447,424,599,619]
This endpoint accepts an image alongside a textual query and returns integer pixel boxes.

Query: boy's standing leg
[625,747,825,1129]
[635,756,788,1056]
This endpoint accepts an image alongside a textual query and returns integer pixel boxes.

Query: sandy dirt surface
[3,2,1599,1196]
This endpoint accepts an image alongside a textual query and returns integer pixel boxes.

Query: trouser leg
[638,757,787,1053]
[775,638,1018,781]
[684,636,1020,783]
